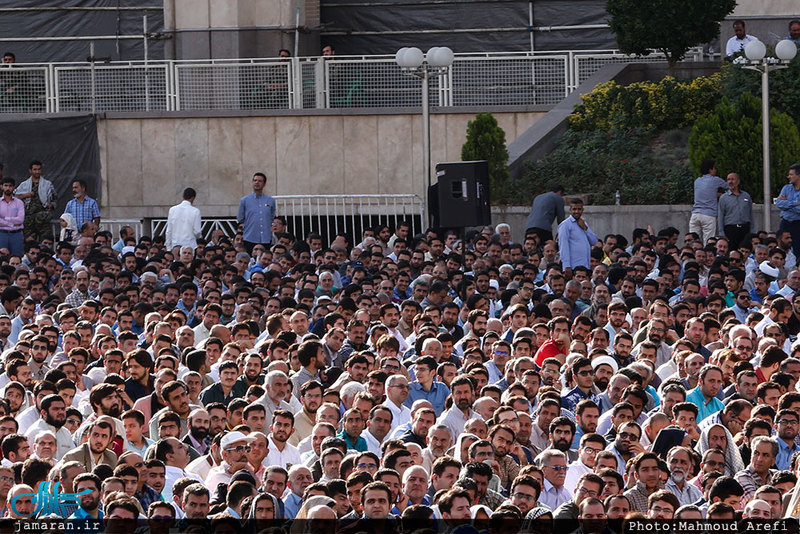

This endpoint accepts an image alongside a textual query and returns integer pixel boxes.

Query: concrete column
[163,0,320,60]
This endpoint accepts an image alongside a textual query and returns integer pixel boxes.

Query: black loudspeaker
[433,160,491,228]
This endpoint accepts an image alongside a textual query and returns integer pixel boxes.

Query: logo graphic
[10,481,92,517]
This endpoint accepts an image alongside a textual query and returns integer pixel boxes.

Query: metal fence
[148,194,425,247]
[0,48,705,114]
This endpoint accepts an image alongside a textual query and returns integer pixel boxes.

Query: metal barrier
[148,194,425,247]
[1,48,708,114]
[0,65,49,113]
[54,63,169,112]
[50,218,144,242]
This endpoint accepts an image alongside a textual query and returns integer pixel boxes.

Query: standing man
[15,160,56,242]
[726,20,759,56]
[717,173,752,249]
[557,198,599,279]
[777,164,800,261]
[690,160,727,245]
[0,177,24,255]
[238,172,276,254]
[64,179,101,230]
[165,187,202,252]
[526,184,565,244]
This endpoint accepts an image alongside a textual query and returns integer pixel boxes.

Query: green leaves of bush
[519,128,694,205]
[689,92,800,201]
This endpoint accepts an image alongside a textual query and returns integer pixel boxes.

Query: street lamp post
[741,40,797,231]
[395,46,454,227]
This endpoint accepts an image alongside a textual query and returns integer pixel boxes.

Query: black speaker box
[433,160,491,228]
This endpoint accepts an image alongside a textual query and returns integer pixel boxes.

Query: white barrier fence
[149,195,425,246]
[0,48,705,113]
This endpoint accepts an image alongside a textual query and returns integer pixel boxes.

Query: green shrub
[569,74,722,132]
[461,113,510,200]
[515,128,694,205]
[689,92,800,201]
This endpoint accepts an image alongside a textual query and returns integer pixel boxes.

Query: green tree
[689,92,800,201]
[719,58,800,130]
[607,0,736,71]
[461,113,510,202]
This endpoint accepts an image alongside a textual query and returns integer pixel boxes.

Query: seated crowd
[0,219,799,530]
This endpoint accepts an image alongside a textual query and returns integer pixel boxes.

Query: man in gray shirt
[525,184,566,244]
[690,160,727,246]
[717,172,752,249]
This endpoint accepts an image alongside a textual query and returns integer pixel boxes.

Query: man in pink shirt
[0,177,24,255]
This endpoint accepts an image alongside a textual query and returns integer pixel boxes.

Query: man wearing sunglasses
[561,357,599,414]
[205,430,255,489]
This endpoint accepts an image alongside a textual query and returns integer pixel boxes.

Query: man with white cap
[205,430,256,489]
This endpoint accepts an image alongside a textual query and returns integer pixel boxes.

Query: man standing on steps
[689,159,727,246]
[717,172,752,249]
[238,172,276,255]
[558,198,599,280]
[777,164,800,262]
[165,187,202,252]
[14,160,55,243]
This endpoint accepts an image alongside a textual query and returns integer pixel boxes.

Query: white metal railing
[51,218,144,241]
[0,48,707,113]
[149,194,425,246]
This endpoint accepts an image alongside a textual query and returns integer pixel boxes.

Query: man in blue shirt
[557,198,599,280]
[685,364,725,423]
[690,159,728,246]
[405,356,450,416]
[68,472,104,525]
[64,179,101,230]
[561,356,599,414]
[237,172,276,255]
[775,408,800,470]
[777,164,800,261]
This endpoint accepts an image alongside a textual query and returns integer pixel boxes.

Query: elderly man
[284,465,314,519]
[205,431,256,489]
[383,374,411,433]
[421,424,452,471]
[256,370,292,423]
[539,449,570,510]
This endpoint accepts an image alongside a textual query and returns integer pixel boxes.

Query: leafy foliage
[719,57,800,129]
[607,0,736,67]
[461,113,510,200]
[515,128,694,205]
[569,75,722,131]
[689,92,800,201]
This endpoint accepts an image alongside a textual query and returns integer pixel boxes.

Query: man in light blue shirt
[774,408,800,471]
[405,356,450,416]
[777,164,800,261]
[556,198,599,280]
[237,172,276,255]
[689,159,728,246]
[685,365,725,423]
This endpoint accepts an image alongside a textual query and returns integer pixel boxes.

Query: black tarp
[319,0,616,55]
[0,0,164,64]
[0,115,102,215]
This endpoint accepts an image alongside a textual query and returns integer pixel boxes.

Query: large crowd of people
[2,165,800,533]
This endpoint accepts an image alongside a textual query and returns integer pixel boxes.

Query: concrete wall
[97,110,545,219]
[492,205,782,245]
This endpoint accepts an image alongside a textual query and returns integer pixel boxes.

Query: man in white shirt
[165,188,202,252]
[383,375,412,434]
[726,20,759,57]
[265,409,301,469]
[24,394,73,461]
[205,431,255,490]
